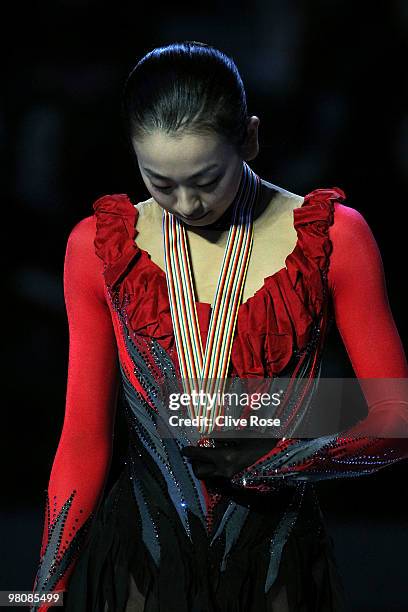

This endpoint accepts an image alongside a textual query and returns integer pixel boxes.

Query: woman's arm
[228,203,408,487]
[183,203,408,487]
[329,202,408,378]
[31,215,120,611]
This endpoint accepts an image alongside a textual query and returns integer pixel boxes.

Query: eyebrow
[143,163,219,181]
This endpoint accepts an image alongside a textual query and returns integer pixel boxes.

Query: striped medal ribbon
[163,161,261,436]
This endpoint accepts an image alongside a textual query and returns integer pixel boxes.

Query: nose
[176,187,204,218]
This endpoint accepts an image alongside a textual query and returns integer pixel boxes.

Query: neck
[201,199,236,231]
[199,181,276,232]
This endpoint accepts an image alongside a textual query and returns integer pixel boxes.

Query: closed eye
[197,176,220,188]
[152,176,220,191]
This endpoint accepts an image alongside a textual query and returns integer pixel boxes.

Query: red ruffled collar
[93,188,343,294]
[92,187,346,377]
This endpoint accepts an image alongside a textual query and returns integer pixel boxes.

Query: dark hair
[121,41,249,155]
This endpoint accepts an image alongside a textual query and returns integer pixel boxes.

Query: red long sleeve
[31,216,120,611]
[329,203,408,376]
[231,202,408,488]
[328,203,408,433]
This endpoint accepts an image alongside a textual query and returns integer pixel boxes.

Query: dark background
[2,1,408,610]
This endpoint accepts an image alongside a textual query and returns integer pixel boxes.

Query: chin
[178,212,214,226]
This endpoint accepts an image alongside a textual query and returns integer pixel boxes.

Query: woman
[31,41,408,612]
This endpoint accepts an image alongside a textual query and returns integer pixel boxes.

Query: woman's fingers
[181,444,235,478]
[181,438,281,480]
[191,460,217,479]
[181,446,216,462]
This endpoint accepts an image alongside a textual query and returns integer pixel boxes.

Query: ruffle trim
[93,193,140,290]
[92,187,346,377]
[288,187,342,316]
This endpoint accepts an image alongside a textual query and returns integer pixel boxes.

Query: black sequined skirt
[64,464,350,612]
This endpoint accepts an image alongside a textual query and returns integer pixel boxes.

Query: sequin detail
[210,502,250,572]
[31,491,93,611]
[264,481,306,593]
[128,459,161,567]
[118,324,208,540]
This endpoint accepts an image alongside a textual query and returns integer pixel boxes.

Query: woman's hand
[181,437,280,480]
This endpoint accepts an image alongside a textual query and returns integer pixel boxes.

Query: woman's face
[131,129,245,227]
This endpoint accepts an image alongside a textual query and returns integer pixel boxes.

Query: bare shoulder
[134,197,163,233]
[135,196,161,217]
[269,183,304,206]
[259,181,304,227]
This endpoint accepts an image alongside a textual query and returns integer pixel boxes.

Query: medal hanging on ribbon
[163,161,261,437]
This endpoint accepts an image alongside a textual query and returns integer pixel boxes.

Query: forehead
[132,130,231,178]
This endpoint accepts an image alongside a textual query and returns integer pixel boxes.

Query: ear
[240,116,260,161]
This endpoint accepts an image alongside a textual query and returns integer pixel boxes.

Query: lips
[179,211,209,221]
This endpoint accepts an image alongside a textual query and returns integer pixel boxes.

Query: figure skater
[31,41,408,612]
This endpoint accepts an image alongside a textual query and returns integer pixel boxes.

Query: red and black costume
[31,187,408,611]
